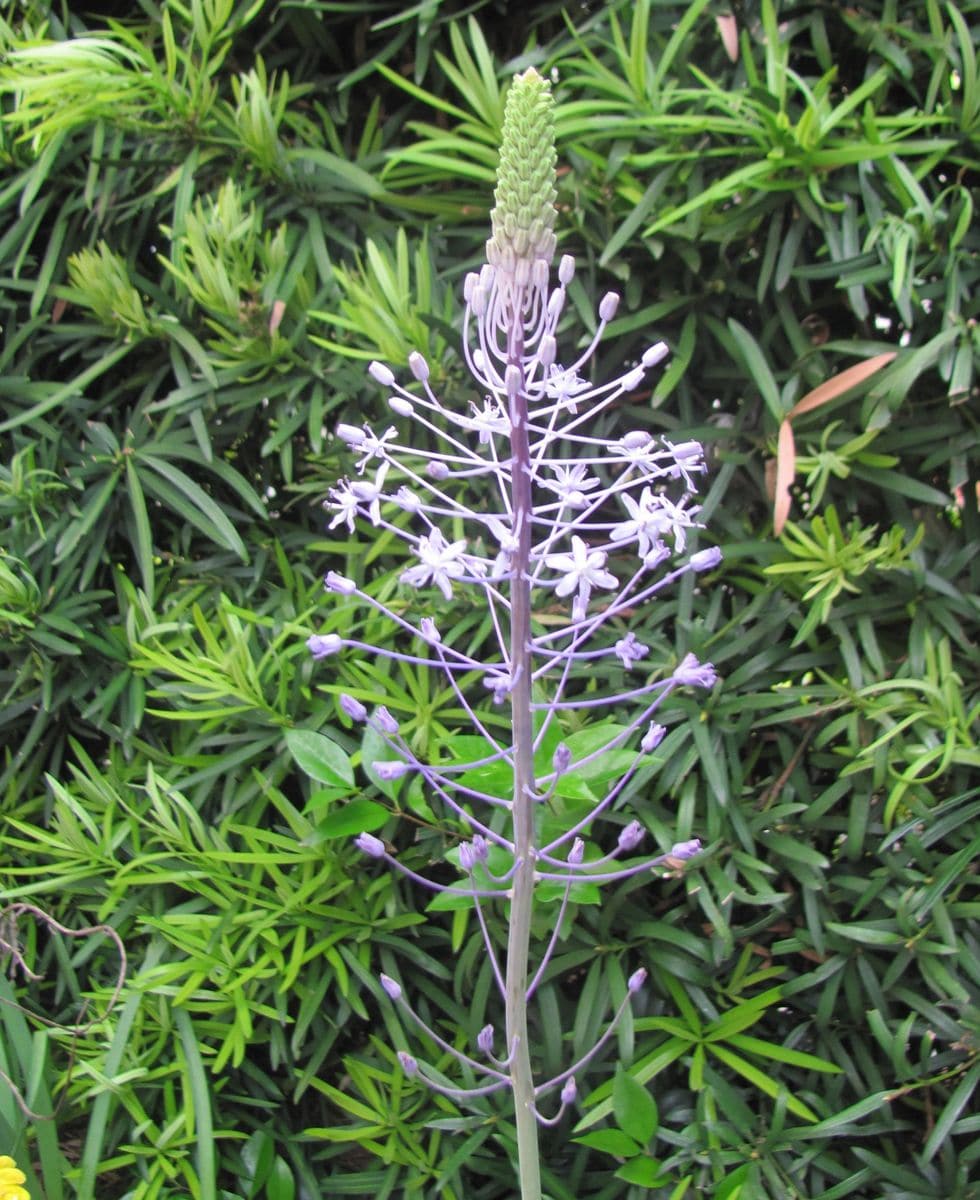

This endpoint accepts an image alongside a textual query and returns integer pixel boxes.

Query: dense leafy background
[0,1,978,1198]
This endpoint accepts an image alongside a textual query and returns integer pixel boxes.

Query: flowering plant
[308,66,719,1198]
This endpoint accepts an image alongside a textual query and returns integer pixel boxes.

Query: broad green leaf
[613,1068,658,1145]
[285,729,355,789]
[313,799,389,841]
[573,1129,640,1156]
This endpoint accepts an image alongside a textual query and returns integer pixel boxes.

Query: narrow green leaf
[728,318,783,420]
[138,455,248,560]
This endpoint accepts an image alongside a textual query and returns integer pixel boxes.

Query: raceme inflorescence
[308,66,719,1198]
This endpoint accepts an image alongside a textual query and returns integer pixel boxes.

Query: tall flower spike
[309,65,717,1200]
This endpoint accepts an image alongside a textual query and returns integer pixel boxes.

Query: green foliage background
[0,1,978,1197]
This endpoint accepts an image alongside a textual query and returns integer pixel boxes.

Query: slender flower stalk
[309,67,718,1198]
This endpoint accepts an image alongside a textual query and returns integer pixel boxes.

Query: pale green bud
[487,68,557,273]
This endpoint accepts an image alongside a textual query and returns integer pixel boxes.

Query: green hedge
[1,2,978,1198]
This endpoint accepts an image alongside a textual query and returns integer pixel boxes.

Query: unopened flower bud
[618,821,644,852]
[380,974,402,1000]
[356,833,385,858]
[336,423,365,445]
[307,633,342,659]
[420,618,440,643]
[389,397,413,417]
[670,838,702,861]
[398,1051,418,1076]
[487,68,557,271]
[340,693,367,722]
[561,1077,577,1105]
[558,254,575,285]
[368,361,395,386]
[477,1024,495,1055]
[552,743,571,775]
[568,838,585,865]
[641,722,667,752]
[628,967,648,993]
[375,705,399,734]
[642,341,669,367]
[325,571,357,594]
[374,760,409,781]
[690,547,722,572]
[598,292,620,322]
[409,351,429,382]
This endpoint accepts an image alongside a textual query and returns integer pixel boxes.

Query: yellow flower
[0,1155,30,1200]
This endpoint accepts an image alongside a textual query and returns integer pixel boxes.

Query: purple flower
[546,536,617,614]
[675,654,718,689]
[306,65,718,1154]
[401,530,468,599]
[617,821,644,853]
[614,632,649,669]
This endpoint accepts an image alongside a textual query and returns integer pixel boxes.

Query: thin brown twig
[0,902,127,1122]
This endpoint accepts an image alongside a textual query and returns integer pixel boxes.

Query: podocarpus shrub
[0,2,977,1199]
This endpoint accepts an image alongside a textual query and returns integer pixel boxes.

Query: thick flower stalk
[308,67,718,1198]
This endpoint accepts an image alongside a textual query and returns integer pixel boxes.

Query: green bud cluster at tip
[487,67,558,275]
